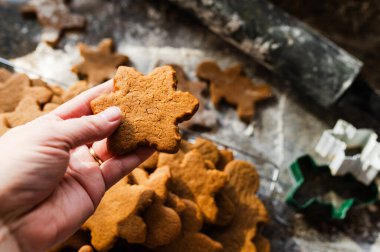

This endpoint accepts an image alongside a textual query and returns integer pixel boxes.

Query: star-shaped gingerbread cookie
[197,61,273,122]
[171,64,217,129]
[90,66,199,155]
[0,73,52,113]
[21,0,85,46]
[72,39,129,86]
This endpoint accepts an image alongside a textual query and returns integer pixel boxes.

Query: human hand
[0,80,154,252]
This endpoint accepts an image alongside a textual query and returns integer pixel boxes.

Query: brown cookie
[197,61,272,122]
[216,149,234,170]
[166,192,187,214]
[129,168,150,185]
[29,78,64,103]
[48,85,65,104]
[30,78,48,88]
[156,200,223,252]
[162,144,232,227]
[158,138,220,169]
[157,143,189,170]
[90,66,199,155]
[0,73,52,113]
[130,167,182,248]
[178,199,203,233]
[210,160,269,252]
[43,103,60,112]
[0,68,12,83]
[50,85,65,96]
[82,178,154,251]
[21,0,85,46]
[253,234,270,252]
[213,186,236,227]
[78,245,94,252]
[61,81,89,102]
[0,114,10,136]
[72,39,129,86]
[192,138,220,165]
[171,64,217,129]
[205,160,217,170]
[157,232,223,252]
[142,189,182,248]
[168,150,228,223]
[138,152,159,171]
[48,230,91,252]
[5,96,45,127]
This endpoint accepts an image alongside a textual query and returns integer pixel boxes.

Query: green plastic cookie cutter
[286,155,378,220]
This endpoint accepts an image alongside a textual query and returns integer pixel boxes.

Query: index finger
[51,79,114,120]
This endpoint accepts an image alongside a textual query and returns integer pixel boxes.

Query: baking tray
[2,0,380,251]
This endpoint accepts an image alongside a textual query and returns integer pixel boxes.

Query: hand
[0,80,154,252]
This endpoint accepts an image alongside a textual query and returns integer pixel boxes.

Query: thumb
[56,106,122,149]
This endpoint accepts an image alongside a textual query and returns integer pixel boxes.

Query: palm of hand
[0,81,153,252]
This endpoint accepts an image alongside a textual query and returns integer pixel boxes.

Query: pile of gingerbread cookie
[0,36,273,251]
[0,67,91,136]
[51,138,270,252]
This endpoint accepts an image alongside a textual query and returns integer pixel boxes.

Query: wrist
[0,221,21,252]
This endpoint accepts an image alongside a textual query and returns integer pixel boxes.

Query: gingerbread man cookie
[210,160,269,252]
[157,199,223,252]
[0,73,52,113]
[166,192,187,214]
[129,166,182,248]
[90,66,199,155]
[171,64,217,129]
[168,150,227,223]
[192,138,220,165]
[21,0,85,45]
[82,178,154,251]
[213,187,236,227]
[72,39,129,86]
[197,61,272,122]
[158,138,220,170]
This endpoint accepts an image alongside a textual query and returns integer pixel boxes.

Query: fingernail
[101,106,121,122]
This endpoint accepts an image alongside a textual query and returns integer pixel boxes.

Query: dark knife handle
[339,75,380,122]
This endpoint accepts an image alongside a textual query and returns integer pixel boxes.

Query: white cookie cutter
[315,119,380,185]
